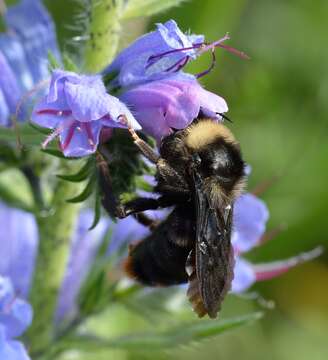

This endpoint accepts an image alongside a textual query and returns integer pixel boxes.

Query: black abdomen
[124,205,195,286]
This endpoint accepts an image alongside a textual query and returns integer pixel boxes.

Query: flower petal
[0,51,23,124]
[64,75,113,121]
[0,204,38,297]
[103,20,204,87]
[120,75,207,140]
[5,0,60,83]
[31,95,70,129]
[231,257,256,294]
[59,120,102,157]
[56,210,109,321]
[232,193,269,253]
[0,276,33,339]
[0,325,31,360]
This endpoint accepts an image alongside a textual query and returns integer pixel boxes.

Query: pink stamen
[37,109,72,116]
[165,55,190,73]
[196,49,216,79]
[216,44,250,60]
[42,126,63,149]
[83,122,96,147]
[146,33,248,78]
[196,33,231,56]
[147,42,203,63]
[61,122,77,151]
[254,246,324,281]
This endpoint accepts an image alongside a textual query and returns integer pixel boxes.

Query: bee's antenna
[217,113,233,123]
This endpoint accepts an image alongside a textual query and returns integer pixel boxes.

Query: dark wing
[191,171,235,318]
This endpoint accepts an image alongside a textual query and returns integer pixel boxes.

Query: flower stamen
[41,125,63,149]
[146,33,249,78]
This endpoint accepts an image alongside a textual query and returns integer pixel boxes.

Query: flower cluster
[32,70,140,157]
[32,20,232,156]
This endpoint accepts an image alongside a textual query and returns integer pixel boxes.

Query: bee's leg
[117,115,158,163]
[126,123,159,164]
[133,213,159,230]
[118,196,174,218]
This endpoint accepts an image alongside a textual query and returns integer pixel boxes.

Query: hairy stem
[27,160,84,355]
[84,0,124,72]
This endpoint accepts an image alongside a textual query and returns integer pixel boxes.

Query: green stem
[27,160,84,355]
[84,0,124,72]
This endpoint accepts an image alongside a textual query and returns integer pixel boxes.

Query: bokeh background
[45,0,328,359]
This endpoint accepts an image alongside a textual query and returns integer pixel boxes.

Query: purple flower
[0,0,60,126]
[231,193,323,293]
[56,210,109,321]
[232,193,269,253]
[0,276,32,360]
[0,203,38,298]
[0,202,109,322]
[103,19,205,88]
[0,52,22,126]
[120,73,228,141]
[32,70,141,157]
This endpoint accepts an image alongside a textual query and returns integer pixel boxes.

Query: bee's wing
[192,172,235,318]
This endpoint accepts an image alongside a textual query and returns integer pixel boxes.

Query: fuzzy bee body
[101,119,246,318]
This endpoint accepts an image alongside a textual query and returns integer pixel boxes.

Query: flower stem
[84,0,123,72]
[27,160,84,355]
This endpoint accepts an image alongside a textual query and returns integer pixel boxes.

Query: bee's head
[186,120,245,197]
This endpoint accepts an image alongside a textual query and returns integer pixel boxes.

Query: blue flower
[0,0,60,126]
[0,276,32,360]
[32,70,141,157]
[120,73,228,141]
[0,202,109,323]
[231,193,323,293]
[103,19,205,88]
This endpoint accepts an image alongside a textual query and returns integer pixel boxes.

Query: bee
[99,119,245,318]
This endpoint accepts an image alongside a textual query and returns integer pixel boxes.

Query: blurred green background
[45,0,328,359]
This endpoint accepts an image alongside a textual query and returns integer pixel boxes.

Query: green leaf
[5,0,20,6]
[0,169,34,212]
[41,148,66,159]
[0,16,6,33]
[29,122,52,136]
[0,123,44,147]
[122,0,186,20]
[66,175,96,203]
[57,157,95,182]
[0,142,19,165]
[48,50,61,71]
[62,53,79,72]
[41,148,82,160]
[88,185,101,230]
[65,312,263,351]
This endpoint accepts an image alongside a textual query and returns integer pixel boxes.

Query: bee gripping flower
[32,70,141,157]
[120,73,228,141]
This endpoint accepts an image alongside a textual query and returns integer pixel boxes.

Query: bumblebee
[99,119,246,318]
